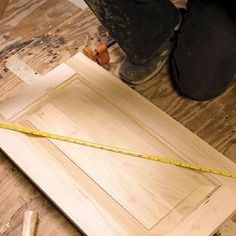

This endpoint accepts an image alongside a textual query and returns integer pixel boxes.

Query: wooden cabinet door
[1,53,236,236]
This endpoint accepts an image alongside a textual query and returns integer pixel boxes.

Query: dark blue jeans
[85,0,178,65]
[85,0,236,100]
[171,0,236,100]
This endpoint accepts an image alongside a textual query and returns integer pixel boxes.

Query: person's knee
[170,55,234,101]
[176,81,229,101]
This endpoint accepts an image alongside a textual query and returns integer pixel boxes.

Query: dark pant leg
[85,0,179,65]
[171,0,236,101]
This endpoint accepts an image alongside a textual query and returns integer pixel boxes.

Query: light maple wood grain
[1,53,236,236]
[25,97,216,230]
[0,1,84,235]
[66,54,236,188]
[0,63,76,120]
[0,0,236,235]
[168,187,236,236]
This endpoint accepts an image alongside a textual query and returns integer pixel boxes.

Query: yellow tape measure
[1,123,236,179]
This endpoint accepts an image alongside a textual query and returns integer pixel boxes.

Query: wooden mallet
[21,210,38,236]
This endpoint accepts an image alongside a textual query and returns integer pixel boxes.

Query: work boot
[119,8,186,85]
[84,0,188,85]
[119,43,170,84]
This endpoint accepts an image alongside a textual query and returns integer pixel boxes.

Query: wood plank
[0,6,101,119]
[1,53,236,235]
[25,99,216,230]
[216,220,236,236]
[131,66,236,164]
[0,1,98,235]
[0,63,76,120]
[0,1,85,235]
[168,186,236,236]
[66,54,236,189]
[0,121,149,236]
